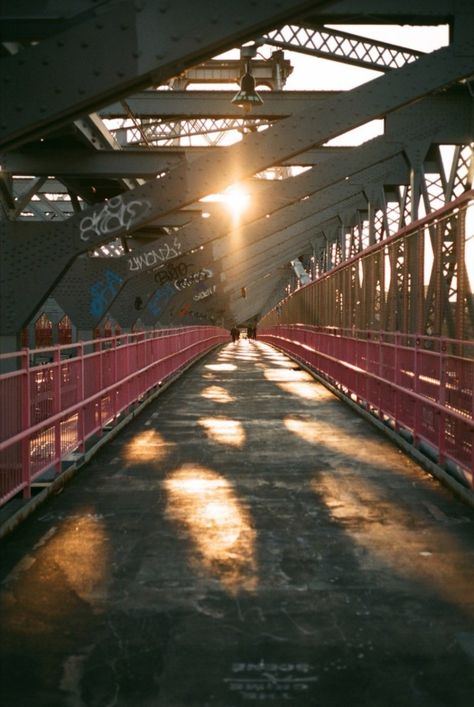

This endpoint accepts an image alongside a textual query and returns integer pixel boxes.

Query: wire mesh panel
[0,373,23,442]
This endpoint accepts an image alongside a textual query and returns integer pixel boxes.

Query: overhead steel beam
[3,43,474,333]
[216,154,409,267]
[0,1,114,42]
[300,0,455,25]
[0,0,323,151]
[165,55,293,90]
[2,149,187,178]
[99,90,340,119]
[60,45,474,253]
[2,145,353,176]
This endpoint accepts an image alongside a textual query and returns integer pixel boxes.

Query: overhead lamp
[231,48,263,112]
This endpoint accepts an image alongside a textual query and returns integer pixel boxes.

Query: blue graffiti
[89,269,124,319]
[147,283,175,318]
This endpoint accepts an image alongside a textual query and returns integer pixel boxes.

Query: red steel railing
[0,326,227,507]
[259,325,473,489]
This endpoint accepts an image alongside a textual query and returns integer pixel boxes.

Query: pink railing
[0,326,227,506]
[260,325,474,489]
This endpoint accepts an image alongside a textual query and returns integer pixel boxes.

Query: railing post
[112,336,118,420]
[412,337,420,449]
[21,349,32,498]
[438,340,447,466]
[53,348,62,472]
[79,343,86,453]
[393,333,400,433]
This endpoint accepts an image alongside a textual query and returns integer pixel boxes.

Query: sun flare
[200,183,250,222]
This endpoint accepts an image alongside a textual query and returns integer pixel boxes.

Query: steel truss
[261,24,423,72]
[113,117,269,148]
[264,191,474,342]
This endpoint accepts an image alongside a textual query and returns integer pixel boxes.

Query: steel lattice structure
[261,24,423,71]
[0,0,473,347]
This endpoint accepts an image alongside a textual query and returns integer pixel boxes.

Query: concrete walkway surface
[1,339,473,706]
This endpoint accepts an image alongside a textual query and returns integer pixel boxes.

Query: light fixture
[231,47,263,113]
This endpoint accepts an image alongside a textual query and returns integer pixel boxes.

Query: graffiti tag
[175,267,213,291]
[128,237,182,272]
[89,269,124,319]
[147,283,175,318]
[153,262,213,291]
[193,284,216,301]
[80,196,152,242]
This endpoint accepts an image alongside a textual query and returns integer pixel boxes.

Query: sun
[222,184,250,221]
[200,183,250,222]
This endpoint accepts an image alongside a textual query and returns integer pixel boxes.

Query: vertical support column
[455,207,466,341]
[410,164,423,222]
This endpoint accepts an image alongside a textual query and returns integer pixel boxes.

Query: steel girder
[4,91,469,217]
[0,21,472,332]
[0,0,322,151]
[300,0,455,25]
[99,90,340,119]
[52,245,214,329]
[217,155,410,267]
[44,154,407,332]
[1,146,353,178]
[2,149,190,179]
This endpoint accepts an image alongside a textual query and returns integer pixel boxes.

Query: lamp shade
[231,71,263,112]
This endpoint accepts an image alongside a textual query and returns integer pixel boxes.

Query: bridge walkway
[1,339,473,706]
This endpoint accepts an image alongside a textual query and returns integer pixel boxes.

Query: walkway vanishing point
[1,339,473,707]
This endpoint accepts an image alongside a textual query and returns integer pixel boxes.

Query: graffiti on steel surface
[175,266,213,291]
[89,269,124,318]
[153,261,213,291]
[193,284,216,301]
[127,236,182,272]
[80,196,152,242]
[224,661,318,701]
[177,303,209,320]
[147,283,175,318]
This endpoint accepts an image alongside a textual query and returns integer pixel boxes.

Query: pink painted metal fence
[260,325,474,489]
[0,326,227,507]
